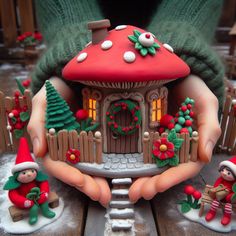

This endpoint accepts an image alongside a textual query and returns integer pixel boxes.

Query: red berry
[110,115,114,120]
[184,185,195,195]
[12,109,19,117]
[181,106,187,112]
[106,112,110,116]
[167,123,175,130]
[189,111,194,118]
[187,104,192,109]
[193,190,202,200]
[174,118,178,123]
[185,120,192,127]
[160,114,174,127]
[14,91,20,97]
[114,124,118,129]
[175,113,179,117]
[145,33,151,39]
[180,128,189,134]
[76,109,88,120]
[15,123,23,129]
[134,117,138,122]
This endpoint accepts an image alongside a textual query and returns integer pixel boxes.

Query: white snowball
[115,25,127,30]
[77,52,88,62]
[138,33,155,47]
[49,128,56,135]
[8,113,13,118]
[101,40,113,50]
[123,51,136,63]
[163,43,174,53]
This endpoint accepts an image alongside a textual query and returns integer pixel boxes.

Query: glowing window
[151,99,162,122]
[88,98,97,121]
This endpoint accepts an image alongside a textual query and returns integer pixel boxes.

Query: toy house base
[75,153,168,178]
[177,204,236,233]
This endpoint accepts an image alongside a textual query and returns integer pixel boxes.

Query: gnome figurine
[3,137,55,225]
[205,156,236,226]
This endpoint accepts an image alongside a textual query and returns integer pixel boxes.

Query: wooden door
[106,100,140,154]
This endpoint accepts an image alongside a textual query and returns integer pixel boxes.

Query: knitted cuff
[148,21,225,110]
[31,23,90,94]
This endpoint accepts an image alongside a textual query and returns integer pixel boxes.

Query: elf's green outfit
[32,0,224,109]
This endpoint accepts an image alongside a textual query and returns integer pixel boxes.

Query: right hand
[27,77,111,207]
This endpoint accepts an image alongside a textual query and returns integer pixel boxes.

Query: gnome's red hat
[11,137,39,174]
[219,156,236,176]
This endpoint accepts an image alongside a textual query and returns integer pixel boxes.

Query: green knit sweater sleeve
[32,0,103,94]
[148,0,225,109]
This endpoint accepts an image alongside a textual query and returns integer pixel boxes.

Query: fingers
[93,177,111,207]
[128,177,151,203]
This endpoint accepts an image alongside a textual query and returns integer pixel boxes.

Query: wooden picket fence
[46,130,103,163]
[225,56,236,79]
[0,90,32,153]
[217,94,236,154]
[0,0,36,47]
[143,131,199,164]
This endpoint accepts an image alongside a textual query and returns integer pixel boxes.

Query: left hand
[129,75,221,202]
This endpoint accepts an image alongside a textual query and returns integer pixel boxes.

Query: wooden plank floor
[0,60,236,235]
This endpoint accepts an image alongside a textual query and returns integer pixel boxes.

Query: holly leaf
[232,183,236,193]
[231,193,236,203]
[156,158,169,168]
[168,155,179,166]
[15,78,25,95]
[85,122,100,132]
[147,46,156,55]
[128,35,138,43]
[181,202,191,213]
[31,187,40,195]
[133,30,141,38]
[13,129,24,139]
[85,117,93,127]
[135,42,142,50]
[173,138,184,150]
[20,111,30,122]
[140,48,148,57]
[168,129,177,143]
[153,42,160,49]
[177,200,188,205]
[11,117,17,124]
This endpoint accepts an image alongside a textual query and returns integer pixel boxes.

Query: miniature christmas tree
[45,80,80,132]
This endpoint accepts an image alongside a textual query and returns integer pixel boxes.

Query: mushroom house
[45,19,198,178]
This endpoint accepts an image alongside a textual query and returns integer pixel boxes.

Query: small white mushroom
[163,43,174,53]
[101,40,113,50]
[123,51,136,63]
[115,25,127,30]
[77,52,88,62]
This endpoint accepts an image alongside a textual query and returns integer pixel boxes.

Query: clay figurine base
[75,153,168,178]
[178,204,236,233]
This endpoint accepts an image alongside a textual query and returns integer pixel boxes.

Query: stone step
[112,178,132,185]
[109,208,135,219]
[112,189,129,197]
[111,220,132,231]
[110,200,133,209]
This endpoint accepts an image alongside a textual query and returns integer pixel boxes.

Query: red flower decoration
[193,190,202,200]
[33,32,43,41]
[66,148,80,164]
[184,185,195,195]
[152,138,175,160]
[76,109,89,121]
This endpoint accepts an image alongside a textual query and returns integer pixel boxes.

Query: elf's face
[17,169,37,183]
[220,167,235,181]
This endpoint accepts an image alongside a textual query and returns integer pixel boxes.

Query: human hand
[42,154,111,207]
[129,75,221,202]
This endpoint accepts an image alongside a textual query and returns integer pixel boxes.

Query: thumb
[27,93,47,157]
[197,99,221,162]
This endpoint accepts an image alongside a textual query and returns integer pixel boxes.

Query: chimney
[88,19,111,45]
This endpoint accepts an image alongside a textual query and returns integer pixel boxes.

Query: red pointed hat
[11,137,39,174]
[219,156,236,176]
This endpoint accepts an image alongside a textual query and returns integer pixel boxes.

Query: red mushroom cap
[62,25,190,84]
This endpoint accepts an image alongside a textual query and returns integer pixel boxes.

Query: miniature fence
[0,0,36,47]
[225,56,236,79]
[46,130,103,163]
[217,94,236,154]
[0,90,32,153]
[143,131,199,164]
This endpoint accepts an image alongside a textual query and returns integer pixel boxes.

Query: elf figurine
[205,156,236,226]
[3,137,55,225]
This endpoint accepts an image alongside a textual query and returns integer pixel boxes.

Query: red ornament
[187,104,192,109]
[189,111,194,118]
[22,79,31,88]
[76,109,89,120]
[184,185,195,195]
[185,120,192,127]
[180,128,189,134]
[167,122,175,130]
[181,106,187,112]
[160,114,174,127]
[192,190,202,200]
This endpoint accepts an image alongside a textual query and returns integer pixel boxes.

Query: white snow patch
[123,51,136,63]
[101,40,113,50]
[0,63,22,71]
[77,52,88,62]
[110,208,134,215]
[112,189,129,195]
[177,204,236,233]
[115,25,127,30]
[163,43,174,53]
[112,178,132,185]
